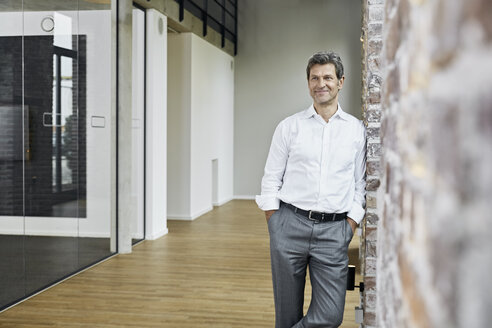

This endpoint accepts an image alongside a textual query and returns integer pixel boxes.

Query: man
[256,51,366,328]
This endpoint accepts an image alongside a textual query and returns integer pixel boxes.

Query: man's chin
[316,98,335,106]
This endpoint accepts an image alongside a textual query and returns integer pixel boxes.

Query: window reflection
[52,52,76,194]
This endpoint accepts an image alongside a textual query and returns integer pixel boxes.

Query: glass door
[0,0,25,308]
[22,1,80,295]
[0,0,115,310]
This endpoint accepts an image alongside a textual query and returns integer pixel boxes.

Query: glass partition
[0,0,25,309]
[0,0,115,310]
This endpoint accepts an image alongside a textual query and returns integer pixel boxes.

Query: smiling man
[256,51,366,328]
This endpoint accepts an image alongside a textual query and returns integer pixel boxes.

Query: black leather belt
[283,202,347,222]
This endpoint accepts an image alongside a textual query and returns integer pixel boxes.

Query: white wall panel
[167,33,234,220]
[167,33,192,218]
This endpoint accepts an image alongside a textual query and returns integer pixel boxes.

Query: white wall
[167,33,192,217]
[0,11,113,237]
[233,0,363,198]
[168,33,234,220]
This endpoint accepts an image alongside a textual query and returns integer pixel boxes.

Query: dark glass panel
[0,2,26,310]
[0,0,114,311]
[22,0,81,295]
[22,35,85,218]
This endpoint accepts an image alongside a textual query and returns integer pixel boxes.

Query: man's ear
[338,76,345,89]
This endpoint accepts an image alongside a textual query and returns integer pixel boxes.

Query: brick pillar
[375,0,492,327]
[361,0,383,327]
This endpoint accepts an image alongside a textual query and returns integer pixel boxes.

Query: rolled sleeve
[256,120,290,211]
[347,202,365,224]
[255,195,280,211]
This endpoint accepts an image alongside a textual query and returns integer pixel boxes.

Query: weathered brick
[366,109,381,123]
[365,292,377,309]
[366,194,377,209]
[368,23,383,39]
[368,73,382,92]
[362,0,384,323]
[368,90,381,104]
[368,5,384,22]
[367,55,381,73]
[368,39,382,57]
[364,310,376,326]
[367,142,382,158]
[366,177,380,191]
[365,212,379,225]
[367,160,381,175]
[364,276,377,293]
[366,127,380,140]
[365,240,377,257]
[365,0,492,326]
[365,257,377,276]
[365,226,377,242]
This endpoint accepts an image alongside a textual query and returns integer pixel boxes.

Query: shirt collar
[302,105,317,118]
[302,104,350,121]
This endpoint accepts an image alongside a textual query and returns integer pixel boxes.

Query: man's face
[308,63,344,107]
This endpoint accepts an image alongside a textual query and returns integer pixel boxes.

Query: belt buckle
[307,211,315,221]
[308,211,321,222]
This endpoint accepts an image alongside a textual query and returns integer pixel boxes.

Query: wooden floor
[0,200,362,327]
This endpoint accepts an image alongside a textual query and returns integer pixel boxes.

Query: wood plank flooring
[0,200,362,327]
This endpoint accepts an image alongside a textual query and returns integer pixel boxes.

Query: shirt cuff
[255,195,280,211]
[347,203,365,224]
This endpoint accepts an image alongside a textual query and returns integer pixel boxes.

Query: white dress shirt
[256,104,366,224]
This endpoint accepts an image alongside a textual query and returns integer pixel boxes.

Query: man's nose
[317,78,326,87]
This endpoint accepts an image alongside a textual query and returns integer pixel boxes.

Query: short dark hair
[306,51,344,80]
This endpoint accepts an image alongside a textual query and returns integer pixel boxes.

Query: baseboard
[145,227,168,240]
[168,205,214,221]
[213,196,233,207]
[167,216,193,221]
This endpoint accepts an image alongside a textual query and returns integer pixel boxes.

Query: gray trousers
[268,203,353,328]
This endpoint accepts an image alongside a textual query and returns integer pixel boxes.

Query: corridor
[0,200,361,327]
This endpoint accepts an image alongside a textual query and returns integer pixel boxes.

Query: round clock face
[41,16,55,32]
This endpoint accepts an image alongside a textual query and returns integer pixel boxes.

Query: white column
[145,9,168,240]
[117,0,133,254]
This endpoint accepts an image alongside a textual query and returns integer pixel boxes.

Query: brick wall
[361,0,384,327]
[375,0,492,327]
